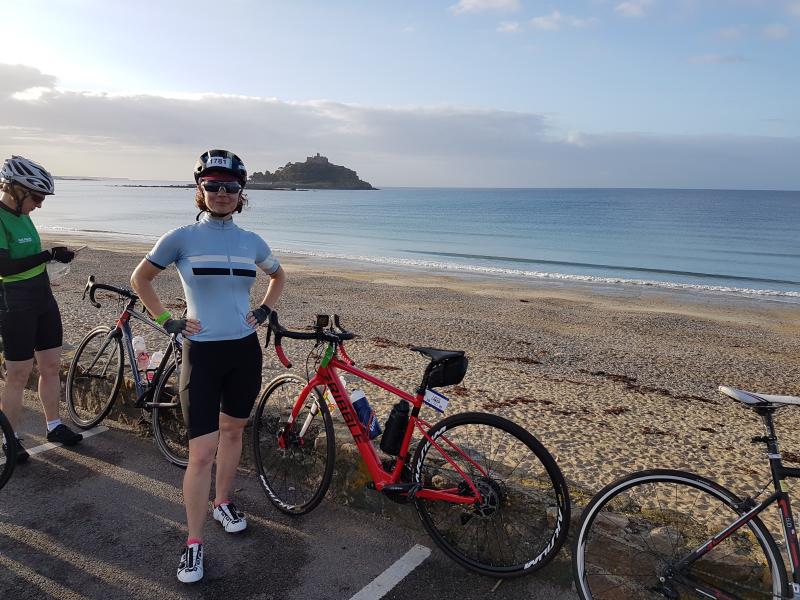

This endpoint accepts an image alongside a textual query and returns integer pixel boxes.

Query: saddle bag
[426,355,468,388]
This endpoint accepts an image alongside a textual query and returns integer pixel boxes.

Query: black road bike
[65,276,188,467]
[574,385,800,599]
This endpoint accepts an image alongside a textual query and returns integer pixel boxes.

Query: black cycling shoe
[46,424,83,446]
[2,438,30,463]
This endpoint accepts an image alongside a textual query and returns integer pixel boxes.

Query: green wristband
[155,310,172,325]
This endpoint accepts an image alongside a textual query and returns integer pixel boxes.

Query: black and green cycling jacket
[0,202,49,284]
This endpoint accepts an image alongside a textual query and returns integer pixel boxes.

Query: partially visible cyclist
[0,155,83,461]
[131,149,286,584]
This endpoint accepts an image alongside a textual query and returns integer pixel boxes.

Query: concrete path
[0,389,577,600]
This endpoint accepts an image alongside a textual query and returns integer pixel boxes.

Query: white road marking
[24,425,109,457]
[348,544,431,600]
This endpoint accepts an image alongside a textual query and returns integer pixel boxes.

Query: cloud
[1,63,797,189]
[762,24,790,39]
[530,11,597,31]
[788,2,800,17]
[0,63,57,97]
[716,26,745,40]
[689,53,747,64]
[497,21,522,33]
[450,0,520,15]
[615,0,654,17]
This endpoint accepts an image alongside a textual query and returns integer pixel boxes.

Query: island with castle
[248,154,375,190]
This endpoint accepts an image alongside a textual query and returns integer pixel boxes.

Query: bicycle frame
[673,407,800,599]
[90,297,179,409]
[286,347,484,505]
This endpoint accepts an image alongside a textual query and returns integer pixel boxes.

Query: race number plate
[423,389,449,413]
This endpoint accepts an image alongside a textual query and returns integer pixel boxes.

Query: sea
[32,180,800,303]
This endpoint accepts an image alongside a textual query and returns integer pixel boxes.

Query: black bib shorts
[0,273,63,362]
[179,332,262,439]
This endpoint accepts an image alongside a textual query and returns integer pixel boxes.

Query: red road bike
[252,312,570,578]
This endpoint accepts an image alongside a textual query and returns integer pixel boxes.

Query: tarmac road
[0,389,577,600]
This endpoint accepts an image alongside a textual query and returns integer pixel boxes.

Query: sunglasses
[18,187,45,204]
[201,181,242,194]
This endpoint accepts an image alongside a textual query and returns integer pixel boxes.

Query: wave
[39,225,159,242]
[411,250,800,287]
[37,226,800,300]
[278,249,800,299]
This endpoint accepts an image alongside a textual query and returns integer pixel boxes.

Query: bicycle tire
[151,361,188,468]
[411,411,570,578]
[253,374,335,515]
[573,469,789,600]
[66,326,124,428]
[0,410,17,491]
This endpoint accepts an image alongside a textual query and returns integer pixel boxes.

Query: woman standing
[131,149,285,583]
[0,156,83,461]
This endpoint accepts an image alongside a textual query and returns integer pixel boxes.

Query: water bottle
[146,351,164,382]
[350,389,382,440]
[133,336,150,373]
[380,401,410,456]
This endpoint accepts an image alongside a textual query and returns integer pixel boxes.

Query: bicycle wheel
[151,361,188,468]
[253,374,335,515]
[411,411,570,578]
[0,411,17,491]
[573,469,788,600]
[66,326,124,428]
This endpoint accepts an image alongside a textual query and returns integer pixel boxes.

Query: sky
[0,0,798,189]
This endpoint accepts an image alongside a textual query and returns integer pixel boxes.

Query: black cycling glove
[50,246,75,263]
[251,304,271,325]
[163,318,188,335]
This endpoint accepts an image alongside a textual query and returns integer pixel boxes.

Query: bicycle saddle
[719,386,800,407]
[410,346,464,363]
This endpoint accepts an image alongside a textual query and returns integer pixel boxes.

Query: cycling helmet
[193,149,247,186]
[0,155,55,195]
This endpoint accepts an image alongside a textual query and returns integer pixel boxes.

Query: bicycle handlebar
[82,275,138,308]
[265,310,355,369]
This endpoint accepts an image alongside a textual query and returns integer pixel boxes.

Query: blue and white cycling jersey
[146,214,280,342]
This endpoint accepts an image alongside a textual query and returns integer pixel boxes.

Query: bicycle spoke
[152,363,188,467]
[66,327,123,429]
[254,376,334,515]
[413,413,569,577]
[575,473,782,600]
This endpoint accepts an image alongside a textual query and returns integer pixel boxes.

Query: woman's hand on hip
[164,318,202,336]
[246,304,271,328]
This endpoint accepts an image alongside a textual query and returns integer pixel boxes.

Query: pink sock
[187,538,202,546]
[214,499,230,508]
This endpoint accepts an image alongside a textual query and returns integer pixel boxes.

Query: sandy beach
[41,234,800,507]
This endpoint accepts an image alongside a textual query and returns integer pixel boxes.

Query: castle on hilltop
[306,153,329,164]
[248,153,374,190]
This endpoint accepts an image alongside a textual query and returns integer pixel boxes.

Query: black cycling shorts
[179,332,262,439]
[0,274,63,361]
